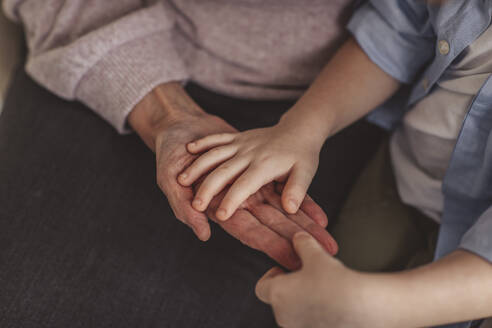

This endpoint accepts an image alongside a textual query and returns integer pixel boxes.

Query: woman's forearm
[279,37,400,144]
[367,250,492,327]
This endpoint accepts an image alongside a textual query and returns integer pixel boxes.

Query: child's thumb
[292,232,325,266]
[281,166,314,214]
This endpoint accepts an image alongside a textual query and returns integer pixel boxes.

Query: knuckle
[254,158,285,173]
[175,154,192,169]
[219,132,232,139]
[195,190,210,202]
[230,181,249,196]
[197,180,214,195]
[216,164,232,172]
[262,215,277,227]
[256,154,276,165]
[208,147,223,156]
[221,197,238,210]
[187,214,202,226]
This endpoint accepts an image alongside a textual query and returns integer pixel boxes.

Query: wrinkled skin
[206,183,338,270]
[154,112,337,270]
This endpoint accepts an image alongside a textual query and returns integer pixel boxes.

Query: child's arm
[256,232,492,328]
[378,249,492,326]
[178,38,400,220]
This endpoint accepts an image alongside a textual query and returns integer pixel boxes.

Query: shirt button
[438,40,450,55]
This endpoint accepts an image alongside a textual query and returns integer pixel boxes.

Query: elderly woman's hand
[128,82,337,270]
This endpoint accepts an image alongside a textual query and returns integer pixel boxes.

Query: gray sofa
[0,8,21,110]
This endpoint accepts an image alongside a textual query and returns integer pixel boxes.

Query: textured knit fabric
[0,67,384,328]
[390,25,492,222]
[2,0,353,133]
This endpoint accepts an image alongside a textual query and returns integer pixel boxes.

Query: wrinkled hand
[204,183,338,270]
[154,112,236,241]
[157,115,336,269]
[129,83,337,269]
[256,232,374,328]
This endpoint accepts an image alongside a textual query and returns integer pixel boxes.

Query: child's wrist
[277,108,333,148]
[358,272,413,326]
[322,270,399,326]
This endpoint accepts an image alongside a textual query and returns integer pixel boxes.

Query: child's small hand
[255,232,376,328]
[177,124,322,221]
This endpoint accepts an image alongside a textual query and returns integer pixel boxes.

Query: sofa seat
[0,9,22,110]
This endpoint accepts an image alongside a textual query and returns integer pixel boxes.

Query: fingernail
[188,142,196,147]
[288,199,298,212]
[179,173,188,181]
[192,198,203,210]
[216,208,228,221]
[294,231,309,240]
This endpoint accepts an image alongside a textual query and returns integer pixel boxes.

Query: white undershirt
[390,25,492,222]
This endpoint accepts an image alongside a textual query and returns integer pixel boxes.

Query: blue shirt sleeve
[347,1,436,83]
[460,206,492,263]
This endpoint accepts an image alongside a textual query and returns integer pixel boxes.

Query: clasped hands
[127,83,338,270]
[171,117,369,328]
[163,112,338,270]
[128,83,369,327]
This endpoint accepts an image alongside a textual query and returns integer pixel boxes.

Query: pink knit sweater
[3,0,353,132]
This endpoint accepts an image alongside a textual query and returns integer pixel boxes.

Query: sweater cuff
[75,31,189,134]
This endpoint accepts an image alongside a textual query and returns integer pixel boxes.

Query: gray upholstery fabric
[0,68,384,328]
[0,9,21,109]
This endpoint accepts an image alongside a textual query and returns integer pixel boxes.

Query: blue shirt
[349,1,492,327]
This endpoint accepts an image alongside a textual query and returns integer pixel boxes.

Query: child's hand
[177,125,322,221]
[255,232,378,328]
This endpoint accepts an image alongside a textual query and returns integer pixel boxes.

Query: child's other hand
[177,125,322,221]
[255,232,377,328]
